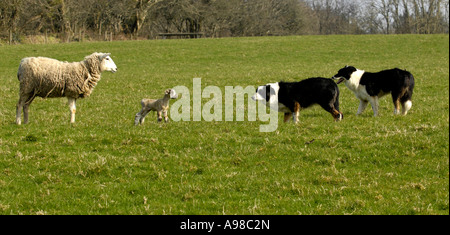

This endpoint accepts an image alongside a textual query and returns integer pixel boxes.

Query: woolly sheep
[135,89,178,125]
[15,52,117,125]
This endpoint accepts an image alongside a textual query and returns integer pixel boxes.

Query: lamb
[135,89,178,125]
[15,52,117,125]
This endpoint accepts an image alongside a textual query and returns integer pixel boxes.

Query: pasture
[0,34,448,215]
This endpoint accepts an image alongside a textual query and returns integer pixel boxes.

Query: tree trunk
[9,29,13,45]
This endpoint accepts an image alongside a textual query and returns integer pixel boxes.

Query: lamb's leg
[68,97,77,123]
[157,111,163,122]
[163,110,169,122]
[135,111,142,125]
[135,110,146,125]
[138,108,152,125]
[135,108,144,125]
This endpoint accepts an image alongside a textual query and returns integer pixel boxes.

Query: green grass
[0,35,448,215]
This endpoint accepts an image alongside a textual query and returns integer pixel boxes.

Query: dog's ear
[270,86,276,96]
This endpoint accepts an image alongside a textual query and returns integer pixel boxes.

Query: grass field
[0,34,448,215]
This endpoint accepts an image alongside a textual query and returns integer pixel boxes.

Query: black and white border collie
[333,66,414,116]
[252,77,343,123]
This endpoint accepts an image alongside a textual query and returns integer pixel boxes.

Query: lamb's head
[165,89,178,99]
[98,53,117,73]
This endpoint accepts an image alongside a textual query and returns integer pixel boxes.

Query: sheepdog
[252,77,343,123]
[333,66,414,116]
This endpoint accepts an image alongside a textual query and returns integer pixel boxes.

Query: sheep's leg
[23,102,31,125]
[23,96,36,124]
[16,94,34,125]
[68,97,77,123]
[16,98,25,125]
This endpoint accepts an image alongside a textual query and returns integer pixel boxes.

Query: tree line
[1,0,448,44]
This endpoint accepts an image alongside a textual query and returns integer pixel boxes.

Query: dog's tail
[334,86,340,109]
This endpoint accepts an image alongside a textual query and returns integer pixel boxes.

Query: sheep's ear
[99,53,111,61]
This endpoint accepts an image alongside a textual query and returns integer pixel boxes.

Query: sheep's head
[98,53,117,73]
[165,89,178,99]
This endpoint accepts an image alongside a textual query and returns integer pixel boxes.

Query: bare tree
[1,0,448,43]
[307,0,362,34]
[0,0,23,44]
[363,0,448,34]
[131,0,160,37]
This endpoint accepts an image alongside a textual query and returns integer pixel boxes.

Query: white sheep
[135,89,178,125]
[15,52,117,125]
